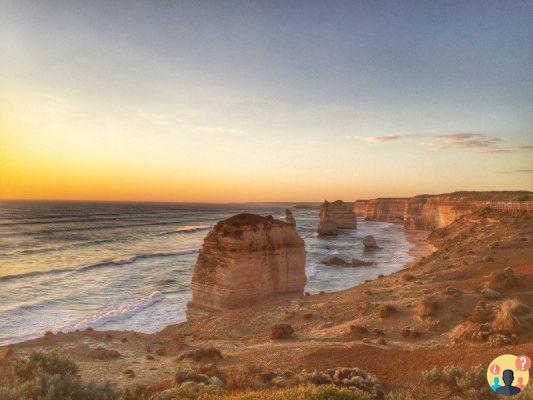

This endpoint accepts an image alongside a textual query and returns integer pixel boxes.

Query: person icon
[516,377,526,391]
[495,369,522,396]
[491,376,501,391]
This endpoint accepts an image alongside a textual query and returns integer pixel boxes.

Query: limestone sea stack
[187,213,306,316]
[285,208,296,227]
[318,200,356,236]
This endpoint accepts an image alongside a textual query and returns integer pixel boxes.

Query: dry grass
[415,298,439,317]
[379,304,397,318]
[492,299,533,333]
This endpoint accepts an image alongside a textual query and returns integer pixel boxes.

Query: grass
[197,385,373,400]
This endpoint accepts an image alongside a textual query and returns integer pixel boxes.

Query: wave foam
[0,248,199,282]
[57,291,165,332]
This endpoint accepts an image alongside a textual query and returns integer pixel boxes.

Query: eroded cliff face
[364,198,408,223]
[354,200,368,218]
[318,200,357,234]
[187,213,306,316]
[360,191,530,231]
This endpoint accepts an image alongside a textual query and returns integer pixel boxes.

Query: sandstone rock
[187,214,306,315]
[321,256,348,266]
[285,208,296,227]
[318,200,357,233]
[318,216,338,236]
[363,235,380,249]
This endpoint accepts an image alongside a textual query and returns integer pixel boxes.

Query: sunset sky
[1,1,532,202]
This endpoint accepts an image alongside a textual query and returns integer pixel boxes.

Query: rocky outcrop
[187,214,306,316]
[365,198,408,223]
[285,209,296,227]
[318,212,338,236]
[317,200,356,237]
[363,235,380,249]
[322,256,373,267]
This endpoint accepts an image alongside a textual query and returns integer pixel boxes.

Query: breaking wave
[0,248,199,282]
[57,291,165,332]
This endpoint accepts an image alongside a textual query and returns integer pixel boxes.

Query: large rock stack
[187,214,306,317]
[318,200,357,236]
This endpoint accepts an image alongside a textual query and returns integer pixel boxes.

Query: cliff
[364,198,408,223]
[360,191,531,231]
[187,213,306,315]
[318,200,357,233]
[354,200,368,218]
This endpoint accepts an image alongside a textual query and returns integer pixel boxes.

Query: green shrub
[3,352,118,400]
[197,384,373,400]
[14,352,78,381]
[421,365,495,400]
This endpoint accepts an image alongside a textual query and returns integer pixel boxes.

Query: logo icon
[487,354,530,396]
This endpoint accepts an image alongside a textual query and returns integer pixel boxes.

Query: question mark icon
[491,364,500,374]
[515,355,531,371]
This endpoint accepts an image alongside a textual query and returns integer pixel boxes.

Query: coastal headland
[1,191,532,399]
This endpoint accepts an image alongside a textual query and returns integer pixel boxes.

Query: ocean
[0,200,414,345]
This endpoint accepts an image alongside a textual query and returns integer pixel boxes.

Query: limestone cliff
[187,213,306,315]
[354,200,368,218]
[364,198,408,223]
[358,191,530,231]
[318,200,357,235]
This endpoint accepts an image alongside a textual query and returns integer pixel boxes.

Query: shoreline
[405,229,431,266]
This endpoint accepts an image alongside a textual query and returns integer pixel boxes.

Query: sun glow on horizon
[1,2,532,202]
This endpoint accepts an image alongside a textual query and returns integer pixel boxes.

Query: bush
[2,352,118,400]
[270,324,294,340]
[421,365,495,399]
[178,348,223,362]
[415,299,439,317]
[379,305,397,318]
[14,352,78,381]
[197,385,373,400]
[492,299,533,333]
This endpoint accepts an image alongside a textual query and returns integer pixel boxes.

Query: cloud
[436,133,502,149]
[366,135,401,143]
[366,132,532,155]
[493,169,533,174]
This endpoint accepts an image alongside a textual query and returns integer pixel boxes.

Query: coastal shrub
[379,304,397,318]
[492,299,533,333]
[468,301,492,323]
[421,365,494,399]
[415,298,439,317]
[197,385,373,400]
[225,366,257,390]
[270,324,294,339]
[178,347,223,362]
[489,267,519,289]
[297,368,383,398]
[14,351,78,381]
[88,346,121,360]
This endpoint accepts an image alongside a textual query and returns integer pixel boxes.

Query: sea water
[0,200,414,345]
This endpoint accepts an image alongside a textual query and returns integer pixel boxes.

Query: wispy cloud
[366,135,401,143]
[366,132,532,155]
[436,133,502,149]
[493,169,533,174]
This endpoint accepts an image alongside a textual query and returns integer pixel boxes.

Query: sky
[1,0,532,202]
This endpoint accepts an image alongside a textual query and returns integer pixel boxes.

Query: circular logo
[487,354,530,396]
